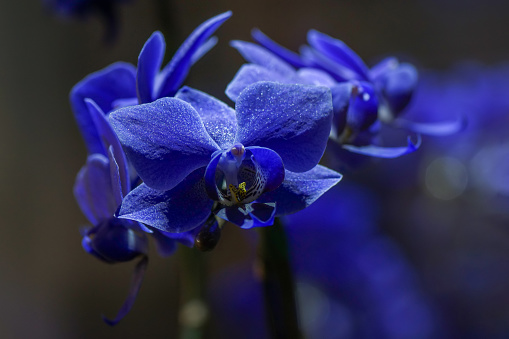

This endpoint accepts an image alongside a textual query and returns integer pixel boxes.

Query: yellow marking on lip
[229,182,247,204]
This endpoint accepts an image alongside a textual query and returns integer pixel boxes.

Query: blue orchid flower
[389,63,509,197]
[74,99,199,324]
[70,11,232,156]
[109,81,342,231]
[226,39,420,160]
[264,29,465,134]
[226,30,462,160]
[252,28,418,121]
[74,100,148,326]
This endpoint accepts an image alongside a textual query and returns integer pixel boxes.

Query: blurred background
[1,0,509,338]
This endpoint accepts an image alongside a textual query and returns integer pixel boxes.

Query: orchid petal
[204,152,222,201]
[342,135,421,158]
[256,165,342,216]
[155,11,232,98]
[226,64,292,102]
[251,28,308,69]
[380,63,419,115]
[245,147,285,192]
[330,82,351,135]
[102,256,148,326]
[118,168,213,233]
[216,203,276,229]
[296,67,337,87]
[307,29,369,80]
[108,147,124,207]
[230,40,296,77]
[176,86,237,149]
[190,36,218,65]
[369,57,399,81]
[346,81,379,132]
[85,98,119,150]
[112,97,139,109]
[74,154,117,225]
[86,99,130,195]
[137,31,165,103]
[86,219,149,263]
[149,229,178,257]
[393,117,466,136]
[248,203,277,227]
[135,222,153,234]
[235,82,333,172]
[109,97,220,191]
[70,62,137,154]
[157,228,199,249]
[300,45,359,82]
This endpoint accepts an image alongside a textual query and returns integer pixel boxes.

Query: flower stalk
[178,247,209,339]
[258,218,303,339]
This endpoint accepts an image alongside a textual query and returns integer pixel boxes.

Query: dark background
[1,0,509,337]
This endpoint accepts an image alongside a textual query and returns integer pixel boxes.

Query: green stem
[177,247,209,339]
[258,218,303,339]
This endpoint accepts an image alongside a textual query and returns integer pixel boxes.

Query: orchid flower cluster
[71,11,443,325]
[227,29,465,160]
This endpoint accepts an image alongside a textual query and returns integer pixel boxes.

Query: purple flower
[74,99,196,324]
[70,12,233,323]
[109,82,342,230]
[70,11,232,156]
[396,63,509,198]
[227,29,463,160]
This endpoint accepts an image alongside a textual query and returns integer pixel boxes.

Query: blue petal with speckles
[257,165,343,216]
[176,86,237,149]
[109,97,220,191]
[234,82,333,172]
[118,168,213,233]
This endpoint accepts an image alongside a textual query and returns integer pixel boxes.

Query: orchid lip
[210,146,274,207]
[215,145,256,206]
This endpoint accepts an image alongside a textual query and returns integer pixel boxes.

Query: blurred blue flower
[109,82,342,230]
[371,63,509,337]
[227,30,463,162]
[395,63,509,200]
[43,0,131,41]
[70,11,231,155]
[210,183,445,339]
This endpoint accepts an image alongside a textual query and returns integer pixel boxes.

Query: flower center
[217,143,245,188]
[213,144,266,206]
[229,182,247,204]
